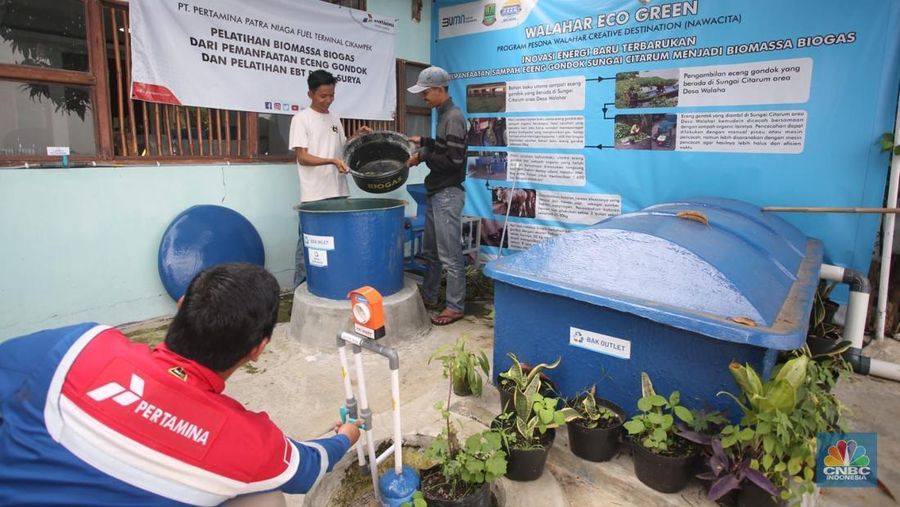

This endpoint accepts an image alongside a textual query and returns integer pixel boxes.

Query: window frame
[0,0,384,167]
[395,59,431,137]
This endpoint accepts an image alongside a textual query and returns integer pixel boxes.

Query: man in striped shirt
[406,66,469,326]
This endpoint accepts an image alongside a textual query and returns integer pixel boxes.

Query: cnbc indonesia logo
[821,438,872,483]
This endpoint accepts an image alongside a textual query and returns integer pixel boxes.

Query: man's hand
[356,125,373,136]
[408,136,422,146]
[406,152,420,168]
[334,420,362,446]
[333,158,349,174]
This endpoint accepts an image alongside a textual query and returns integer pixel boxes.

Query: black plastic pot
[566,398,624,462]
[343,131,413,194]
[632,441,698,493]
[420,466,491,507]
[736,481,783,507]
[806,334,839,356]
[505,429,556,482]
[452,375,473,397]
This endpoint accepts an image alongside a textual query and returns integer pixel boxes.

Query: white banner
[130,0,396,119]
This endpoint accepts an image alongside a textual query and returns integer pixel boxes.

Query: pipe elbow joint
[843,347,871,375]
[842,268,870,294]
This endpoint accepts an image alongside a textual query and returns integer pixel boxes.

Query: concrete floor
[222,311,900,506]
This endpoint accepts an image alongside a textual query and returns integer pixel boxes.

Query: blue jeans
[422,187,466,313]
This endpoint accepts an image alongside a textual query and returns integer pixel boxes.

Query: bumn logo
[87,374,145,406]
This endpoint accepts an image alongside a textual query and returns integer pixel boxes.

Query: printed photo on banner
[467,117,507,147]
[480,219,509,248]
[467,151,508,180]
[492,186,536,218]
[466,82,507,113]
[614,114,677,151]
[616,69,680,109]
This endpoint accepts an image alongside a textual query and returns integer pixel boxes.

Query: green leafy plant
[718,347,849,503]
[569,385,621,429]
[425,402,507,497]
[512,391,579,447]
[400,490,427,507]
[623,372,696,455]
[881,132,900,156]
[422,348,506,501]
[498,353,558,395]
[808,281,841,341]
[428,336,490,396]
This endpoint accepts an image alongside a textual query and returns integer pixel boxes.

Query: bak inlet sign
[130,0,396,119]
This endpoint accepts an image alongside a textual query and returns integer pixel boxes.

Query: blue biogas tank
[298,198,405,300]
[485,197,822,420]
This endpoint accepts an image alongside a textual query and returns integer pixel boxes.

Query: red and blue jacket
[0,323,350,505]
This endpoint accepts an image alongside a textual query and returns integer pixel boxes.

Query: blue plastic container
[158,205,265,300]
[298,198,405,300]
[485,197,822,419]
[378,465,421,507]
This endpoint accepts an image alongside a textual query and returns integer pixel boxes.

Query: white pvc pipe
[875,98,900,342]
[353,349,380,499]
[819,264,845,283]
[870,358,900,382]
[375,443,396,467]
[391,369,403,475]
[845,290,870,350]
[338,345,366,468]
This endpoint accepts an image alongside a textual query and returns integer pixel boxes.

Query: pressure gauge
[352,301,371,324]
[348,286,385,340]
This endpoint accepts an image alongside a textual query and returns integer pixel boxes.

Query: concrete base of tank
[289,275,431,351]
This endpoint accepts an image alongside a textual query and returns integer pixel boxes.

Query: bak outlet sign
[569,327,631,360]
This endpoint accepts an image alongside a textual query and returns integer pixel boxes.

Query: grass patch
[467,95,505,113]
[125,324,168,347]
[278,291,293,323]
[242,363,265,374]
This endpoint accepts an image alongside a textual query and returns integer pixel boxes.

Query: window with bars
[0,0,423,167]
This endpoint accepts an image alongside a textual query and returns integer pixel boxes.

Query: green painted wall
[0,3,432,341]
[0,164,297,338]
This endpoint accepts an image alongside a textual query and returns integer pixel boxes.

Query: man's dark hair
[308,69,337,91]
[165,263,280,372]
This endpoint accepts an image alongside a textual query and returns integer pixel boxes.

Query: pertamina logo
[87,373,211,446]
[822,439,871,481]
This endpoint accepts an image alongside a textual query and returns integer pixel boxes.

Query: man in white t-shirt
[289,69,369,288]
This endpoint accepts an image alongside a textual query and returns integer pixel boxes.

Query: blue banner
[433,0,900,279]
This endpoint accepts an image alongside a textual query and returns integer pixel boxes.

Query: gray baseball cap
[407,66,450,93]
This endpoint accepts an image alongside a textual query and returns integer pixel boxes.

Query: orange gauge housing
[348,286,385,339]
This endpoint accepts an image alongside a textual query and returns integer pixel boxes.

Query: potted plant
[694,436,780,505]
[496,353,558,413]
[421,419,506,506]
[714,348,848,505]
[428,336,490,396]
[494,388,579,482]
[623,373,698,493]
[421,348,506,506]
[565,384,625,462]
[806,281,841,355]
